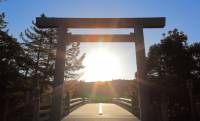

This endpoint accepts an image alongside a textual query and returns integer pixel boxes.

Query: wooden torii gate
[36,17,165,121]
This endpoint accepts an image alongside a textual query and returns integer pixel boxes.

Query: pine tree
[21,21,57,92]
[189,43,200,94]
[21,20,85,93]
[21,15,85,120]
[21,19,59,121]
[146,29,195,121]
[0,13,33,121]
[0,12,7,30]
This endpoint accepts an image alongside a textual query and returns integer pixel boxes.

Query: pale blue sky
[1,0,200,80]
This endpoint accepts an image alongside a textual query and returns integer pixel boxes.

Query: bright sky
[1,0,200,81]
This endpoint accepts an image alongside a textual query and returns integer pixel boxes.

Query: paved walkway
[62,103,140,121]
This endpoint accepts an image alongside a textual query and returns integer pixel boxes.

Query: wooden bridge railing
[39,103,51,121]
[63,97,89,116]
[39,97,88,121]
[113,97,140,118]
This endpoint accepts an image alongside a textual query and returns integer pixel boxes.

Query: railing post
[82,98,85,104]
[33,88,40,121]
[66,91,70,115]
[131,92,135,114]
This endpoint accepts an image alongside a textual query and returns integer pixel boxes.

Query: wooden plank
[70,34,134,42]
[70,101,83,108]
[36,17,165,28]
[70,98,83,103]
[40,104,51,109]
[39,115,50,121]
[119,98,132,103]
[39,109,51,114]
[119,100,132,107]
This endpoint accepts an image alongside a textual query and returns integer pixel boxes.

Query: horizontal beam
[36,17,165,28]
[69,34,134,42]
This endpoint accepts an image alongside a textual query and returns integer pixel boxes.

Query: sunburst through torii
[36,17,165,121]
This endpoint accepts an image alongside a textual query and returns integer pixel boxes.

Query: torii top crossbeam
[36,17,165,28]
[36,17,165,42]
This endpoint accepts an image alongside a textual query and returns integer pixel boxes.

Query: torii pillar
[134,26,150,121]
[51,26,67,121]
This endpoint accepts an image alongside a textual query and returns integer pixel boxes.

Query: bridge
[39,97,140,121]
[63,103,139,121]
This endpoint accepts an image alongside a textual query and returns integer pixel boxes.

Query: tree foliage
[0,15,33,121]
[189,42,200,95]
[0,13,85,121]
[0,12,7,30]
[20,16,85,92]
[146,29,200,121]
[20,21,57,92]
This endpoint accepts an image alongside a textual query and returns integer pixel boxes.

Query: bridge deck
[62,103,140,121]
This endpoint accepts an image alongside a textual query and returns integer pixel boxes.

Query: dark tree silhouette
[21,15,85,93]
[0,12,85,120]
[0,18,33,121]
[0,12,7,30]
[189,43,200,94]
[146,29,200,121]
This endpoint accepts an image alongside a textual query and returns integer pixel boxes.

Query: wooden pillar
[66,91,70,115]
[134,26,152,121]
[32,87,40,121]
[52,26,67,121]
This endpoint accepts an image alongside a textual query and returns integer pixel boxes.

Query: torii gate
[36,17,165,121]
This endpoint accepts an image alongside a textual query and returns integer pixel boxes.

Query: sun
[82,48,121,82]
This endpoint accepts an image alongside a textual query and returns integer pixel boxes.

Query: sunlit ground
[82,81,118,102]
[81,47,121,82]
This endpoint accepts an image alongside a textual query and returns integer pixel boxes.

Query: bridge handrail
[113,97,140,118]
[119,98,132,103]
[39,103,51,121]
[63,97,88,115]
[39,97,88,121]
[70,98,83,103]
[113,97,132,107]
[70,100,84,108]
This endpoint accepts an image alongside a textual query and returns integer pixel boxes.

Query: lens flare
[82,48,121,82]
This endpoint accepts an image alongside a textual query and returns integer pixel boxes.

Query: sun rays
[81,47,121,82]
